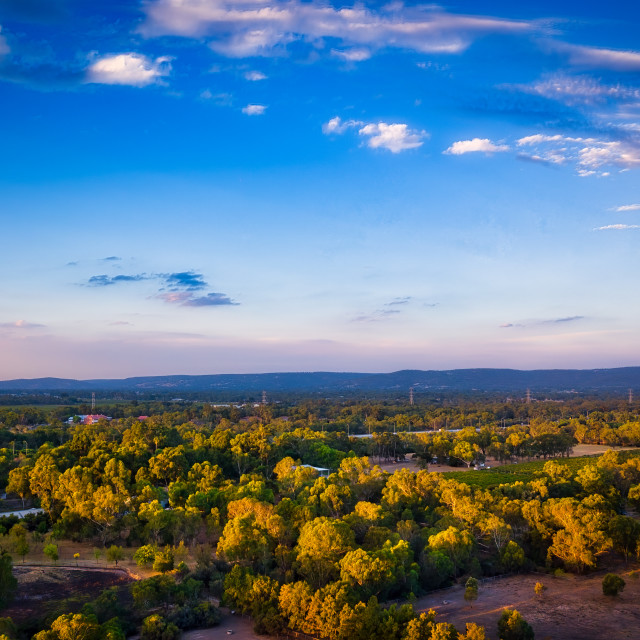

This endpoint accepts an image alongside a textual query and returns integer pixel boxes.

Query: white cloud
[324,116,426,152]
[595,224,640,230]
[242,103,266,115]
[331,48,371,62]
[140,1,533,59]
[517,133,640,174]
[444,137,509,155]
[616,204,640,212]
[244,70,267,81]
[359,122,426,153]
[87,53,171,87]
[561,43,640,71]
[211,28,293,57]
[0,26,9,57]
[322,116,362,134]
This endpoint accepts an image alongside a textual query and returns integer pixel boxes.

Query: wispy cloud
[444,138,509,155]
[163,271,207,290]
[385,297,411,306]
[353,297,414,322]
[102,256,122,262]
[242,103,266,115]
[244,70,267,81]
[353,309,401,323]
[556,42,640,72]
[157,291,238,306]
[331,48,371,62]
[0,320,45,329]
[88,274,148,286]
[84,269,239,308]
[540,316,585,325]
[140,1,534,58]
[500,316,585,328]
[86,53,171,87]
[518,73,640,107]
[324,117,426,153]
[615,204,640,212]
[0,27,9,57]
[595,224,640,231]
[200,89,233,105]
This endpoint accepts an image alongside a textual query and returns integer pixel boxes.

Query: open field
[415,566,640,640]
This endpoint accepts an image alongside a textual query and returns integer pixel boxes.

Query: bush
[167,603,221,630]
[497,608,534,640]
[134,545,157,568]
[153,546,174,573]
[140,615,179,640]
[602,573,625,596]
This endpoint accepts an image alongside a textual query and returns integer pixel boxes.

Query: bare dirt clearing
[415,568,640,640]
[2,566,134,624]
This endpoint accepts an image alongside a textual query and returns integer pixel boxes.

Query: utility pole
[629,389,633,405]
[91,392,96,413]
[526,389,531,404]
[409,387,414,406]
[262,390,267,405]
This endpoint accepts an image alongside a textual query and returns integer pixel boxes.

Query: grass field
[444,449,640,489]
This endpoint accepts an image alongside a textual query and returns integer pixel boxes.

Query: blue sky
[1,0,640,378]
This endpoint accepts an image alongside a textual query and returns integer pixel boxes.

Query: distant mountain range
[2,368,640,394]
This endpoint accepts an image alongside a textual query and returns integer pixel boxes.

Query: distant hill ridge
[2,367,640,392]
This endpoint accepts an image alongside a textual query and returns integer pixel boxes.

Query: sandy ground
[377,444,639,474]
[414,566,640,640]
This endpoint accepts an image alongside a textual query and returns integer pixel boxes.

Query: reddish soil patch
[2,566,134,625]
[415,567,640,640]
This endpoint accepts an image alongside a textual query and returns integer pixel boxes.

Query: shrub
[134,545,157,567]
[602,573,625,596]
[497,609,534,640]
[140,615,179,640]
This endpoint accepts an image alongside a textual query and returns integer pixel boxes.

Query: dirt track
[415,568,640,640]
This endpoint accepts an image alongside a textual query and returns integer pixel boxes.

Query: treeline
[1,403,640,639]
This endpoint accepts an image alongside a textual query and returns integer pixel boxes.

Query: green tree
[140,615,179,640]
[106,545,124,567]
[295,518,356,588]
[153,546,175,573]
[458,623,487,640]
[602,573,625,596]
[497,609,534,640]
[6,466,33,508]
[0,552,17,608]
[44,543,59,565]
[607,515,640,563]
[134,545,157,567]
[49,613,101,640]
[464,577,478,607]
[9,525,29,563]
